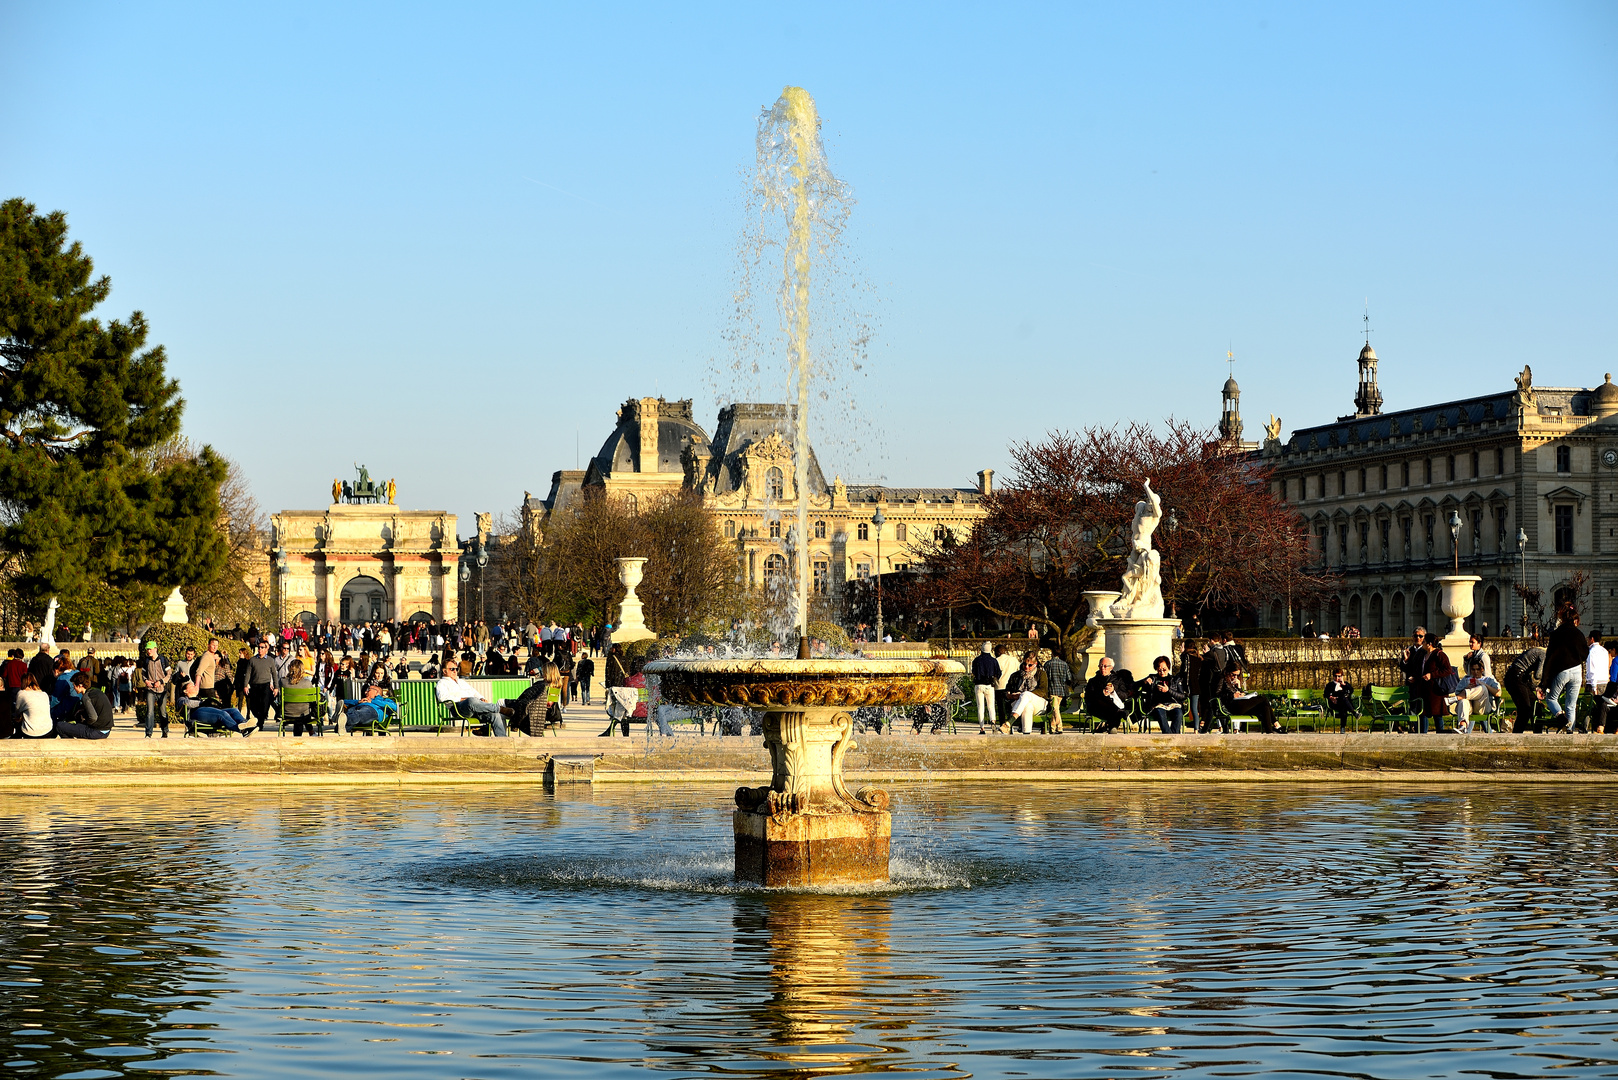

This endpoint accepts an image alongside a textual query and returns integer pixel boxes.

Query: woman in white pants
[1007,653,1049,734]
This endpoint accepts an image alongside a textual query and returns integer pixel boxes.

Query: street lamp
[476,545,489,625]
[1448,510,1462,575]
[272,548,288,628]
[871,508,885,643]
[1517,526,1529,636]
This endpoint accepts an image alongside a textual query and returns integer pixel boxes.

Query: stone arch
[340,573,388,623]
[1347,593,1363,630]
[1390,592,1406,638]
[1412,590,1429,635]
[1369,593,1384,636]
[408,609,434,622]
[1482,585,1501,637]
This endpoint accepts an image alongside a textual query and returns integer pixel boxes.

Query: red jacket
[0,657,27,690]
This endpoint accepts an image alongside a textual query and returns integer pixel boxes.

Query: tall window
[813,520,826,539]
[1380,519,1390,559]
[1401,462,1410,487]
[1495,448,1505,475]
[766,466,785,499]
[1446,455,1455,483]
[724,519,735,538]
[1556,445,1571,473]
[1338,470,1346,496]
[812,560,828,593]
[1555,505,1574,554]
[1358,468,1367,494]
[764,553,788,581]
[769,519,781,539]
[1471,451,1480,480]
[857,522,869,540]
[1317,473,1326,499]
[895,523,908,542]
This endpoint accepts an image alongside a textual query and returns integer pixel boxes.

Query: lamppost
[1448,510,1462,575]
[459,560,471,628]
[476,544,489,625]
[1517,526,1529,636]
[871,508,885,643]
[272,548,288,628]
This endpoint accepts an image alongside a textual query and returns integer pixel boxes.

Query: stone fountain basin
[643,658,965,709]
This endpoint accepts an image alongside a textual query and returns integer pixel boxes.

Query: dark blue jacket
[971,652,1001,685]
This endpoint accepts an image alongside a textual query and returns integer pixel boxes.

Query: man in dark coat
[1084,656,1132,733]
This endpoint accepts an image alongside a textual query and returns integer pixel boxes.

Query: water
[4,782,1618,1078]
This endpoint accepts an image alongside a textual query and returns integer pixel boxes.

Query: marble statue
[39,597,58,651]
[1108,478,1165,619]
[475,512,492,546]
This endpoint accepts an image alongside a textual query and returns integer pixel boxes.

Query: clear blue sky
[3,2,1614,536]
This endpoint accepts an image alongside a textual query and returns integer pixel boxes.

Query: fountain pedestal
[644,658,962,888]
[734,708,891,887]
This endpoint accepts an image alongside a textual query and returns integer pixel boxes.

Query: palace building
[534,397,992,601]
[1251,341,1618,637]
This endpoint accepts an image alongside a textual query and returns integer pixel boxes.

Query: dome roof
[1222,375,1240,395]
[1593,373,1618,414]
[1359,343,1377,361]
[592,398,712,476]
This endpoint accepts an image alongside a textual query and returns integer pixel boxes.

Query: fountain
[646,87,963,888]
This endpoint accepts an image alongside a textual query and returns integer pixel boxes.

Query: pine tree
[0,197,227,626]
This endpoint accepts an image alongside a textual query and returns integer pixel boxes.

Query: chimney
[638,397,660,473]
[977,469,994,496]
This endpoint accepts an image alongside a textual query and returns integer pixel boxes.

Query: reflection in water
[3,783,1618,1079]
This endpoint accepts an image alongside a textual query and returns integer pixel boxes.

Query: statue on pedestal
[1108,478,1165,620]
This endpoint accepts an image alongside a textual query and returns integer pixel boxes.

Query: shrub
[807,620,851,653]
[141,623,211,659]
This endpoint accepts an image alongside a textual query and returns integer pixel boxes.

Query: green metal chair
[1365,685,1413,732]
[1278,689,1326,732]
[277,686,327,736]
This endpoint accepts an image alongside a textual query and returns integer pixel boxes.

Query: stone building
[536,396,992,601]
[1261,345,1618,636]
[270,477,458,625]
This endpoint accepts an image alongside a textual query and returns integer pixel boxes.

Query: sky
[3,1,1615,538]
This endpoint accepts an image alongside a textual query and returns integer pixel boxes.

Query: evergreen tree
[0,197,227,625]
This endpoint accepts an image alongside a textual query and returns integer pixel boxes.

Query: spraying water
[753,87,850,640]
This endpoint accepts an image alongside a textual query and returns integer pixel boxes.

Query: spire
[1353,304,1383,417]
[1219,347,1243,442]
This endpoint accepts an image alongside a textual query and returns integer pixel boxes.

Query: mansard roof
[1282,387,1594,457]
[706,403,829,495]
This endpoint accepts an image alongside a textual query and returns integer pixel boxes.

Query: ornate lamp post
[1517,527,1529,636]
[871,508,885,643]
[458,560,471,627]
[1448,510,1462,575]
[476,546,489,625]
[273,548,288,628]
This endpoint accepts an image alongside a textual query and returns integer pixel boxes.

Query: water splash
[751,87,852,638]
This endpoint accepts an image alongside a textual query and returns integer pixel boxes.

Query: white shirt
[435,673,478,704]
[1587,642,1610,688]
[16,689,52,737]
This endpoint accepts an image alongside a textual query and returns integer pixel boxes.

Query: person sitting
[436,665,507,736]
[15,673,55,739]
[280,660,320,736]
[1451,659,1502,734]
[1218,669,1281,733]
[53,671,114,739]
[179,681,258,735]
[1140,655,1187,733]
[1084,657,1132,733]
[342,684,392,734]
[1006,652,1049,734]
[421,653,441,681]
[1323,669,1356,733]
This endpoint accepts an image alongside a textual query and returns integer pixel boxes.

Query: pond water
[3,782,1617,1079]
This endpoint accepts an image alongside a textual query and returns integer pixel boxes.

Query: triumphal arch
[271,469,458,624]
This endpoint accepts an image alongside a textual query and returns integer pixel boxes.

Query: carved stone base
[734,808,891,887]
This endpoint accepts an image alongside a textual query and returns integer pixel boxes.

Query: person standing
[1042,651,1071,734]
[1584,632,1610,733]
[1413,636,1457,733]
[971,642,999,734]
[1541,609,1586,733]
[994,644,1016,732]
[576,652,595,706]
[139,640,173,738]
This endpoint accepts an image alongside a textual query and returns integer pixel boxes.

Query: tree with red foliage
[914,420,1334,655]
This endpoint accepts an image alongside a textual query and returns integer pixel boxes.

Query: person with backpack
[1413,635,1459,733]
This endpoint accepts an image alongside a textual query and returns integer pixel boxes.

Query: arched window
[763,553,788,581]
[766,466,785,499]
[724,519,736,538]
[769,519,781,539]
[1556,445,1571,473]
[857,522,869,540]
[813,520,826,539]
[895,523,908,542]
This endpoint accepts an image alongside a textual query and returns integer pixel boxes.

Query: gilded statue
[387,478,396,504]
[332,478,342,505]
[1264,415,1282,442]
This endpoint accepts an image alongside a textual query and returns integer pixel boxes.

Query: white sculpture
[1108,478,1165,620]
[39,597,59,650]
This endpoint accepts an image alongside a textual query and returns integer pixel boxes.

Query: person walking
[1042,651,1071,734]
[138,640,173,738]
[1541,608,1586,733]
[1584,632,1610,733]
[971,642,1000,734]
[243,639,282,732]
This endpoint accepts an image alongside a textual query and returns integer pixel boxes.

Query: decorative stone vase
[1082,591,1121,630]
[1434,575,1482,650]
[613,556,656,643]
[644,658,965,887]
[161,587,189,625]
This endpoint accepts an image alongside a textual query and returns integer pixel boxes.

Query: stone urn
[644,657,965,887]
[1082,590,1121,629]
[1434,575,1481,649]
[613,556,656,643]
